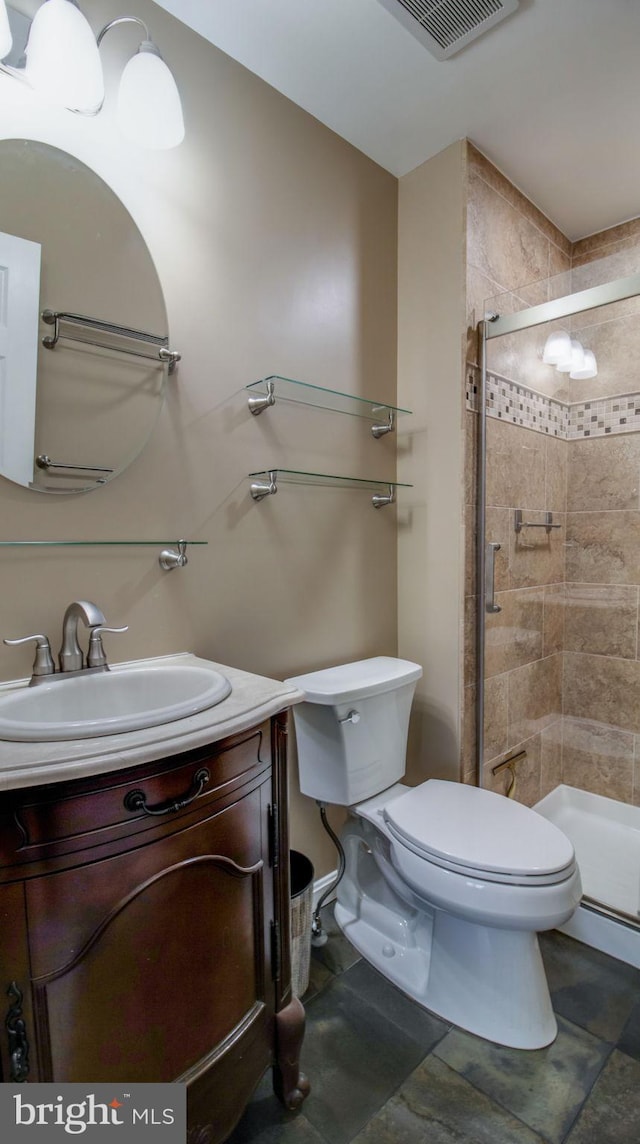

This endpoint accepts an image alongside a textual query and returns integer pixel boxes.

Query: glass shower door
[477,255,640,936]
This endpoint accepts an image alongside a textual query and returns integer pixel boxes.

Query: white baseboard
[312,869,338,911]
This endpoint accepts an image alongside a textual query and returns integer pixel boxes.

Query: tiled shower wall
[562,222,640,808]
[463,144,640,808]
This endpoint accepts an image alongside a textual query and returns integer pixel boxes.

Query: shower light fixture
[556,338,585,374]
[543,330,598,379]
[542,330,572,365]
[0,2,184,149]
[570,349,598,380]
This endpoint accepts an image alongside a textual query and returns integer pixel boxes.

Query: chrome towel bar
[514,509,562,533]
[41,309,181,373]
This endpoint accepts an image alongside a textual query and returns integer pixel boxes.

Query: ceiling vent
[377,0,520,60]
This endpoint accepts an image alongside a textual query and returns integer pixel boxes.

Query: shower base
[535,784,640,968]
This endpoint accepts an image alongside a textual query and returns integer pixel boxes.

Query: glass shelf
[0,540,207,548]
[246,375,411,435]
[249,469,411,508]
[0,540,206,570]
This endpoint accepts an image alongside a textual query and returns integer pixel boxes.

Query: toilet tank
[285,657,422,806]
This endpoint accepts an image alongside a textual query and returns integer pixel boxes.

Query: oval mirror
[0,139,172,494]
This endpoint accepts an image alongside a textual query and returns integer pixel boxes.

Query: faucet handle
[87,625,129,669]
[4,634,55,678]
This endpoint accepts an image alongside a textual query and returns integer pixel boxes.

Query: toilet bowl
[286,657,582,1049]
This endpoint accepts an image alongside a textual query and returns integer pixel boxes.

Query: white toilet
[286,656,582,1050]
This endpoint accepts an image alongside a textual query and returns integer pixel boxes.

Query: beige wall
[0,0,398,877]
[397,141,467,784]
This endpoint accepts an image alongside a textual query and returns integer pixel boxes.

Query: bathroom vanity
[0,655,308,1143]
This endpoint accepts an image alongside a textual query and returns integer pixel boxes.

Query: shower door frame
[475,270,640,786]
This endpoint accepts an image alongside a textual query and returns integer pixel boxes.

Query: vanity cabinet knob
[3,634,55,678]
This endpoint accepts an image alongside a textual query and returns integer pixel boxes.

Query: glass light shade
[24,0,104,114]
[0,0,12,60]
[116,44,185,150]
[542,329,571,365]
[570,349,598,380]
[557,338,585,374]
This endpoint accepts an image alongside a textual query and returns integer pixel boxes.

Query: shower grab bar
[485,542,502,614]
[514,509,562,533]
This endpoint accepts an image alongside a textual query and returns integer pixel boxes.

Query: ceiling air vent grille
[377,0,520,60]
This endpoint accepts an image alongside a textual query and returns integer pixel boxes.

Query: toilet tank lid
[285,656,422,704]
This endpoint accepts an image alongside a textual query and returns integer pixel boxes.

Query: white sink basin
[0,662,232,742]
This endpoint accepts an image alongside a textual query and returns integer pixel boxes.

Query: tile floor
[227,907,640,1144]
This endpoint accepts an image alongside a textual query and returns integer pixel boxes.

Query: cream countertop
[0,653,304,790]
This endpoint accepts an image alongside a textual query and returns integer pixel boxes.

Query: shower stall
[475,249,640,969]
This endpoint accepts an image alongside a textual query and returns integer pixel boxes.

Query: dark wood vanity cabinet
[0,711,308,1142]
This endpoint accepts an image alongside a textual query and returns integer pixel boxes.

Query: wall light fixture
[569,348,598,381]
[543,329,597,380]
[0,1,184,149]
[542,329,572,365]
[556,338,585,374]
[0,0,12,59]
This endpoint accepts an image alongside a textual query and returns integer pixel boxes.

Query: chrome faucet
[59,600,107,672]
[4,601,128,685]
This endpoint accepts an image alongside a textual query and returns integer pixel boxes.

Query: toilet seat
[382,780,576,887]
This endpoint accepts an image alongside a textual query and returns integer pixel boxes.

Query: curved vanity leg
[273,996,310,1110]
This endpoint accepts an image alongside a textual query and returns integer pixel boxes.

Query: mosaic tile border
[465,370,640,440]
[568,395,640,438]
[488,375,568,437]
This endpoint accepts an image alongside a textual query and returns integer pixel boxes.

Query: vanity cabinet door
[0,712,307,1140]
[0,881,31,1084]
[24,775,275,1091]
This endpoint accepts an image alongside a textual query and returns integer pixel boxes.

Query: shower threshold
[535,784,640,969]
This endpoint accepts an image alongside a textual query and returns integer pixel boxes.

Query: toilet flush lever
[338,709,360,725]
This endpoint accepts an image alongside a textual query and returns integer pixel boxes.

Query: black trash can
[290,851,314,997]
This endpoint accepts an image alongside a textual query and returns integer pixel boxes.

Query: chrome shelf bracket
[372,485,395,509]
[158,348,182,372]
[158,540,189,571]
[371,410,395,438]
[250,471,278,500]
[248,378,276,415]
